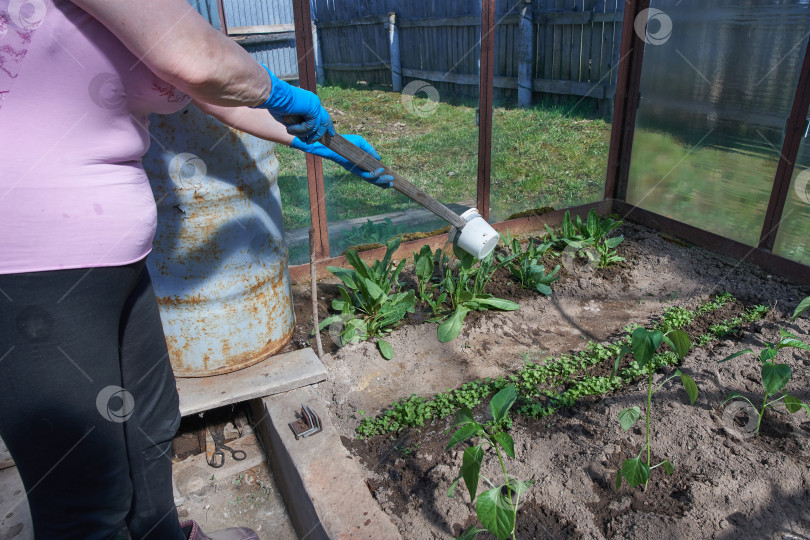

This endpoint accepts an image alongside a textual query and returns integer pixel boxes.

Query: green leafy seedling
[319,237,415,358]
[436,247,519,343]
[792,296,810,321]
[595,235,625,268]
[498,229,560,295]
[544,209,624,268]
[413,244,448,315]
[613,327,697,491]
[719,328,810,437]
[447,385,533,540]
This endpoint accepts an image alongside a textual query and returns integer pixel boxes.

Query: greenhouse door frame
[282,0,810,287]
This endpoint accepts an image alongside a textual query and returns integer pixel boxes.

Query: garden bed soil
[288,223,810,539]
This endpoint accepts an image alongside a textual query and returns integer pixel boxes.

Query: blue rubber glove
[255,64,334,144]
[290,135,394,189]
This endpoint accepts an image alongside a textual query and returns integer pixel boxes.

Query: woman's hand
[255,66,334,144]
[290,135,394,189]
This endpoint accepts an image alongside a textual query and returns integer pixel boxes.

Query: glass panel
[274,148,311,266]
[773,127,810,265]
[489,0,621,222]
[626,0,810,246]
[310,2,480,257]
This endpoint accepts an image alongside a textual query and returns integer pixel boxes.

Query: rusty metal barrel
[142,105,294,377]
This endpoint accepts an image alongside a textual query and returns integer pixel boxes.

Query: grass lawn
[276,85,611,232]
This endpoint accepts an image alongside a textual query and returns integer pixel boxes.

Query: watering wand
[306,130,500,260]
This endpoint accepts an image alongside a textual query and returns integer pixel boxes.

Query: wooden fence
[311,0,624,111]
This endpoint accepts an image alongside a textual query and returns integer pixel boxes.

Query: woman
[0,0,390,538]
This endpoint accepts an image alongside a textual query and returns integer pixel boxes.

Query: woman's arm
[71,0,270,107]
[195,101,295,145]
[195,102,393,188]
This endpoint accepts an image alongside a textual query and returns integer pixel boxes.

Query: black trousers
[0,260,185,540]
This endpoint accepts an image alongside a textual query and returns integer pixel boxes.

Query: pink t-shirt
[0,0,191,274]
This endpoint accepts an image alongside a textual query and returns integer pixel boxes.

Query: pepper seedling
[447,385,533,540]
[720,328,810,437]
[792,296,810,321]
[613,327,697,491]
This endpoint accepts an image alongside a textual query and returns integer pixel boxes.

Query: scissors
[204,423,247,468]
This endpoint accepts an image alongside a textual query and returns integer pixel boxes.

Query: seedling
[357,294,760,439]
[544,209,624,268]
[613,327,697,491]
[436,247,518,343]
[320,237,415,359]
[792,296,810,321]
[413,244,449,315]
[414,243,518,342]
[447,385,533,540]
[594,235,625,268]
[499,229,560,295]
[719,329,810,437]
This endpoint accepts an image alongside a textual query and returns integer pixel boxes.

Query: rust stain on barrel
[172,328,294,378]
[144,105,293,378]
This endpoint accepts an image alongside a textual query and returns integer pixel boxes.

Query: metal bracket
[289,404,322,440]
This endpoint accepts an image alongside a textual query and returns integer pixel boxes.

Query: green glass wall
[307,3,481,259]
[626,1,810,246]
[489,0,621,223]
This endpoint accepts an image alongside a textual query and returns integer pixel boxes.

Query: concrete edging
[250,388,400,540]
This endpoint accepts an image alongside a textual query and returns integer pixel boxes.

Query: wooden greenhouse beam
[758,39,810,250]
[215,0,228,35]
[477,0,496,222]
[604,0,650,201]
[292,0,329,260]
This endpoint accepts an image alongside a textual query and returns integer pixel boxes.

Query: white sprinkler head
[449,208,500,260]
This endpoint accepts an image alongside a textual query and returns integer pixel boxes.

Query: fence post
[517,0,534,108]
[387,12,402,92]
[312,21,325,84]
